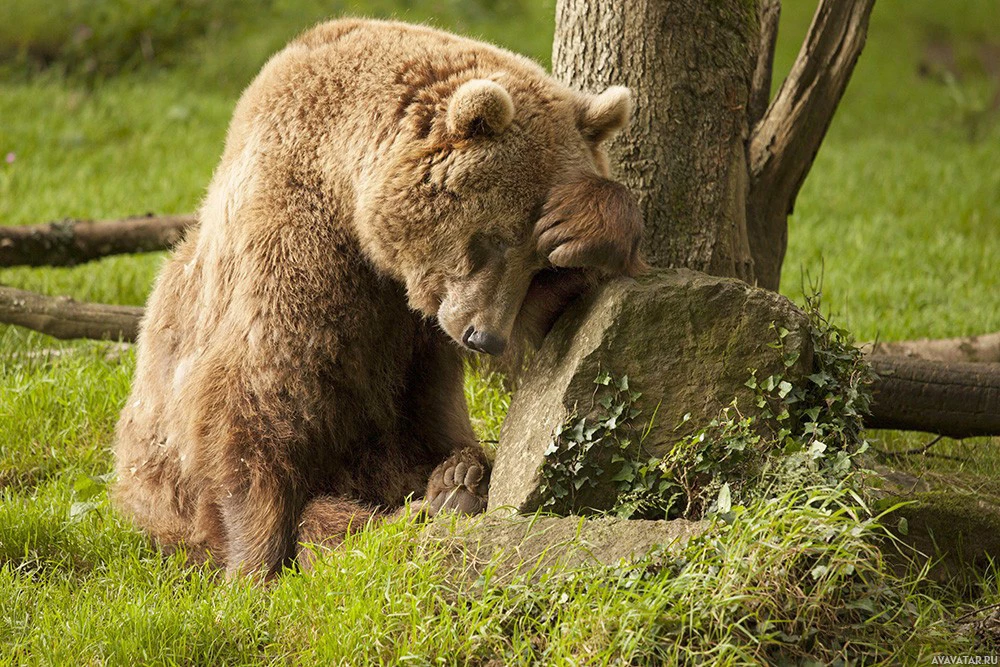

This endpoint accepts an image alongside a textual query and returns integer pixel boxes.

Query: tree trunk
[553,0,758,282]
[549,0,998,438]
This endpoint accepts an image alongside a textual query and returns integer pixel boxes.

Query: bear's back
[228,19,558,149]
[291,18,547,83]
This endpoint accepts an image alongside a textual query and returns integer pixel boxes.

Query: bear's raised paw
[423,446,491,516]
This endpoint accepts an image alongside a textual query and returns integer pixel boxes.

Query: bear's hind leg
[219,468,304,579]
[295,495,379,570]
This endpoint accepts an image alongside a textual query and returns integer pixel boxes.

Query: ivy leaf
[777,380,793,398]
[808,372,830,387]
[73,474,107,501]
[716,483,732,514]
[595,371,611,386]
[611,465,635,483]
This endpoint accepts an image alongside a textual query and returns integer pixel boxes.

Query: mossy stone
[490,269,813,514]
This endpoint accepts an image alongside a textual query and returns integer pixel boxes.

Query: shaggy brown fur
[113,18,643,578]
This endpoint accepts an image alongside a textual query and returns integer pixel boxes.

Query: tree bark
[553,0,758,282]
[747,0,875,290]
[0,214,194,268]
[0,285,141,341]
[867,357,1000,439]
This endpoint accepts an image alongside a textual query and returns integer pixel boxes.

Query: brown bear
[113,18,643,578]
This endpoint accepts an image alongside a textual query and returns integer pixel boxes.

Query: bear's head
[356,74,643,357]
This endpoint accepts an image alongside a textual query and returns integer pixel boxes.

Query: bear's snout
[462,326,507,356]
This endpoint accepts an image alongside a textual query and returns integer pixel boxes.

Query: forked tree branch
[750,0,876,206]
[0,214,195,267]
[747,0,876,291]
[0,285,141,341]
[749,0,782,130]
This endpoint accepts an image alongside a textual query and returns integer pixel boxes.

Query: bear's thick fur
[114,19,643,577]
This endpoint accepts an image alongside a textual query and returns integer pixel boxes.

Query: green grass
[1,0,999,662]
[0,482,979,664]
[777,0,1000,341]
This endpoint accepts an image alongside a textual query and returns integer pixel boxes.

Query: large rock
[489,269,812,514]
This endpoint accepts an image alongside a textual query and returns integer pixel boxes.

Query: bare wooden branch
[863,332,1000,364]
[867,356,1000,439]
[0,285,141,341]
[0,214,195,268]
[747,0,876,290]
[749,0,781,130]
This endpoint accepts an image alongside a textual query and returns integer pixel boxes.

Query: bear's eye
[467,234,492,273]
[467,233,509,273]
[487,233,510,252]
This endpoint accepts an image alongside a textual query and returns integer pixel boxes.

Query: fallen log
[864,332,1000,364]
[0,285,142,341]
[0,214,195,267]
[867,356,1000,439]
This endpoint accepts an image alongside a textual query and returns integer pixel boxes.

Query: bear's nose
[462,326,506,356]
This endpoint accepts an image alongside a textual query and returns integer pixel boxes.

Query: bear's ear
[578,86,632,144]
[447,79,515,139]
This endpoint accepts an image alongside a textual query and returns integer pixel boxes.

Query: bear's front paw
[424,447,490,516]
[535,174,645,277]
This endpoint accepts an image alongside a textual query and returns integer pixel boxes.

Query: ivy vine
[536,291,875,521]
